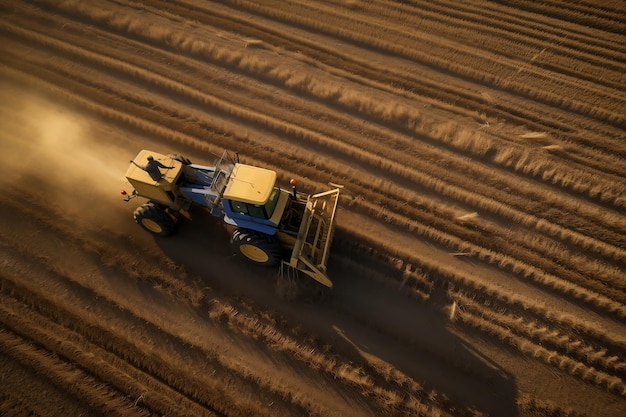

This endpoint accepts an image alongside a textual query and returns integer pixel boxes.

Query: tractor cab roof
[223,163,276,205]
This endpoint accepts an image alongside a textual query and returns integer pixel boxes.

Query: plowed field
[1,1,625,416]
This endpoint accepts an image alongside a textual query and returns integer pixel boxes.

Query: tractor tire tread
[231,229,282,266]
[133,204,176,236]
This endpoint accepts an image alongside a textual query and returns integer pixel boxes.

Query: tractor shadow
[324,258,519,417]
[152,208,518,417]
[152,206,285,298]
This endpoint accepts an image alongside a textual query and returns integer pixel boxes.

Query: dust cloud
[0,82,130,223]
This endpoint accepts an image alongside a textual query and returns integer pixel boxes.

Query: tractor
[121,149,341,289]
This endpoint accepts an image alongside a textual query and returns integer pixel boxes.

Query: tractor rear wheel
[134,204,176,236]
[231,229,281,266]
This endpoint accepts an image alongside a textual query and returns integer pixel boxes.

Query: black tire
[133,204,176,236]
[231,229,282,266]
[169,154,192,165]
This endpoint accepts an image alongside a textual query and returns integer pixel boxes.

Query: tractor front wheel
[231,229,282,266]
[134,204,176,236]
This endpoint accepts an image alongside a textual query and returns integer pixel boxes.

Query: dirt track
[1,1,625,416]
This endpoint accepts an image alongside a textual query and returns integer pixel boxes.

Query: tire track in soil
[0,197,391,417]
[1,1,625,416]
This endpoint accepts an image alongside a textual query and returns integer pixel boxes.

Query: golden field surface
[0,1,625,416]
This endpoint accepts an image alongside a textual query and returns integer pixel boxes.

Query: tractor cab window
[229,187,280,219]
[264,187,280,217]
[248,204,266,218]
[230,200,248,214]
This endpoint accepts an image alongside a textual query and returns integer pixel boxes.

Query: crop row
[1,189,205,307]
[0,327,149,417]
[20,0,623,223]
[8,0,624,348]
[31,0,626,191]
[367,0,626,54]
[0,239,313,417]
[7,5,621,256]
[2,21,622,320]
[212,0,625,134]
[0,294,178,417]
[157,0,618,161]
[288,0,625,101]
[492,0,626,33]
[207,298,460,417]
[344,199,626,319]
[29,0,626,160]
[334,230,626,356]
[281,236,603,417]
[456,309,625,396]
[453,292,626,382]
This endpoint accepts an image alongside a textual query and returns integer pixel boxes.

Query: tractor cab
[221,163,291,235]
